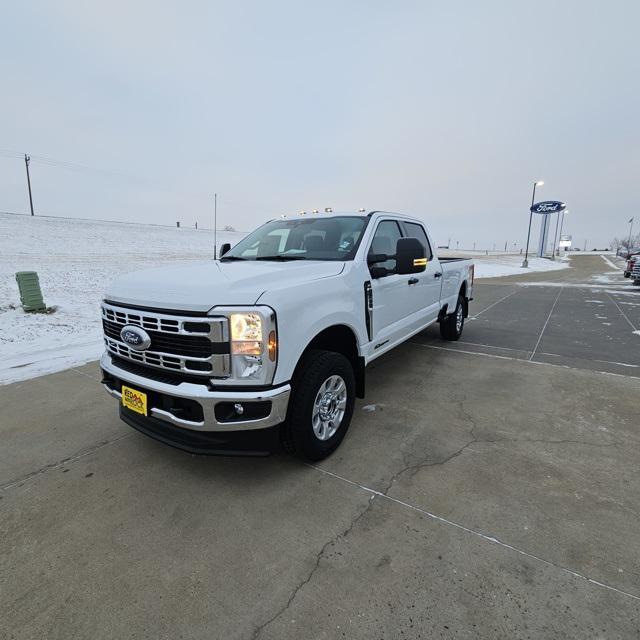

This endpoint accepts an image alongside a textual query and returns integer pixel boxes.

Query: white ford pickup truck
[101,210,474,460]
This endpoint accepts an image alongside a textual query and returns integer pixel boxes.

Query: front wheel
[440,295,465,341]
[281,350,355,461]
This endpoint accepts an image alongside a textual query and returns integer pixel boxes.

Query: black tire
[440,294,465,341]
[281,349,355,461]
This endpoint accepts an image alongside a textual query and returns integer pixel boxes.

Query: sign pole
[550,209,561,260]
[522,181,541,268]
[557,210,566,255]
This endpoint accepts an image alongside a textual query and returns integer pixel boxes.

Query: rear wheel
[440,295,465,341]
[281,350,355,461]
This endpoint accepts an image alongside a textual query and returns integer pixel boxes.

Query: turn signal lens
[268,330,277,361]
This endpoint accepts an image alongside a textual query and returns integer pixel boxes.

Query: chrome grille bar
[101,302,228,341]
[102,302,230,378]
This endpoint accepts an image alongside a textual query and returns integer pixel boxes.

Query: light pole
[556,210,568,256]
[522,180,544,268]
[628,217,635,255]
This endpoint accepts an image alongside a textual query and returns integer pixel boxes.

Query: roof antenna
[213,193,217,259]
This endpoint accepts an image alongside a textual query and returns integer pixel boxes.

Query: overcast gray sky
[1,0,638,249]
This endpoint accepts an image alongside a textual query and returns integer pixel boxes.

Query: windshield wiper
[255,255,308,261]
[220,256,248,261]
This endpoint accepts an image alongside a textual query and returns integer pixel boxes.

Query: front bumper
[100,352,291,433]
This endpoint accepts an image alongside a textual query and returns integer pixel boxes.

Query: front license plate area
[122,385,148,416]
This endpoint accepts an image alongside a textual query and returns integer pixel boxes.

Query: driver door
[366,220,414,355]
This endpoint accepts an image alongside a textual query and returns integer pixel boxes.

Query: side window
[404,222,433,260]
[368,220,403,273]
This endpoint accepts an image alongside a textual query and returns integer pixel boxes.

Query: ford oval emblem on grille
[120,325,151,351]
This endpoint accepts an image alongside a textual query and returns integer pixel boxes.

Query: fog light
[234,403,244,415]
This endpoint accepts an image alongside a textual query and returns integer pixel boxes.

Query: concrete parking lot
[2,255,639,639]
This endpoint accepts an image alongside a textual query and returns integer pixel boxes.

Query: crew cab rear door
[400,221,442,324]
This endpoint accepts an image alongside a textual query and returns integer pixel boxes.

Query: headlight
[230,312,262,355]
[210,307,277,385]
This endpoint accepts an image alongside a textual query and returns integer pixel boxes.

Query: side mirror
[220,243,231,257]
[369,266,388,279]
[367,253,388,266]
[396,237,426,274]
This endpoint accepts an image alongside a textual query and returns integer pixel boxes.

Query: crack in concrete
[0,433,133,491]
[390,397,621,486]
[251,390,633,636]
[309,463,640,603]
[250,495,374,639]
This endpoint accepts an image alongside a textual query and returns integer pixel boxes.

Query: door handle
[408,277,419,285]
[434,272,443,278]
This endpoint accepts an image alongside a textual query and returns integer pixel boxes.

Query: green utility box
[15,271,47,312]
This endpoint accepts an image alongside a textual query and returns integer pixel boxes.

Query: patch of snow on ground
[0,214,243,385]
[473,255,569,279]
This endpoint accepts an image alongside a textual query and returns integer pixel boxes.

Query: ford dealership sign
[530,201,566,214]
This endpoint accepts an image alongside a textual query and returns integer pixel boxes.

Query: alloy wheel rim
[456,305,463,332]
[312,375,347,441]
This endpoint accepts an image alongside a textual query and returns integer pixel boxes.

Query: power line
[0,148,278,216]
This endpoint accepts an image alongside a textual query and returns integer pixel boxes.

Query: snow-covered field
[0,214,243,385]
[472,254,569,278]
[0,213,576,385]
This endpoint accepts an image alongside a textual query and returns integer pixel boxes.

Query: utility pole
[213,193,218,259]
[628,218,635,253]
[24,154,35,216]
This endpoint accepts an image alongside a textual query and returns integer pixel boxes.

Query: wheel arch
[297,324,365,398]
[459,280,469,317]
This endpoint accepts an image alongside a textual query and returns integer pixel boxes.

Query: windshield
[221,216,368,261]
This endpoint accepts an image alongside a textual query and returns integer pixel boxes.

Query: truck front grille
[101,302,230,378]
[102,319,225,357]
